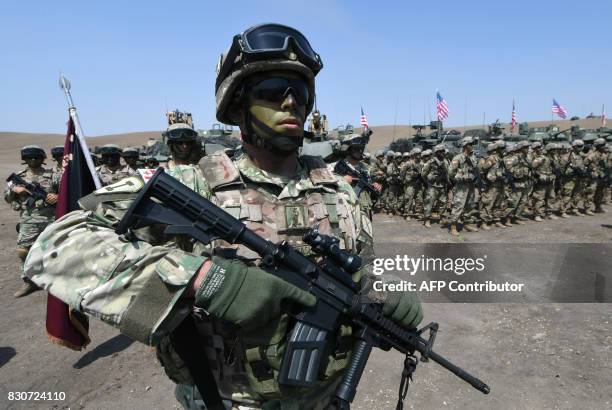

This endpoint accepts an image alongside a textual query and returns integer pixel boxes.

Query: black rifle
[465,156,485,190]
[334,160,380,201]
[6,173,49,209]
[116,169,490,409]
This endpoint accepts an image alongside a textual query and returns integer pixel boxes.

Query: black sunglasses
[248,77,310,106]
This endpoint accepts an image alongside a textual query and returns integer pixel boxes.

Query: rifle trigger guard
[417,322,439,362]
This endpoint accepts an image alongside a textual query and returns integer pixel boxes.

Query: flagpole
[59,74,102,189]
[392,96,398,142]
[408,96,412,139]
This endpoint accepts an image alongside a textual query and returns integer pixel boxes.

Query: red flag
[360,107,369,129]
[511,100,517,131]
[45,115,97,350]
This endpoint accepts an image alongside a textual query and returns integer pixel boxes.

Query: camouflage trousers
[401,182,421,216]
[479,183,504,224]
[532,182,555,218]
[594,179,607,210]
[582,180,596,211]
[386,183,402,214]
[449,183,477,224]
[424,185,446,219]
[559,178,581,213]
[506,185,530,219]
[17,218,53,279]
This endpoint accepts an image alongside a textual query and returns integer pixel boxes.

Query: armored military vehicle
[198,123,240,155]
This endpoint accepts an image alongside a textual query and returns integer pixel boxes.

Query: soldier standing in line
[584,138,608,214]
[558,139,587,217]
[50,145,64,174]
[385,151,402,216]
[121,147,141,175]
[422,145,448,228]
[401,148,422,221]
[448,137,479,235]
[478,143,505,229]
[369,150,387,213]
[96,144,131,186]
[4,146,59,297]
[531,142,556,221]
[165,122,202,169]
[24,24,421,409]
[504,140,532,225]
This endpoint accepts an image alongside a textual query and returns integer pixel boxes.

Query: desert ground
[0,128,610,410]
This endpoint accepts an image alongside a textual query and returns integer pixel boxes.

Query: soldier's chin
[269,136,303,153]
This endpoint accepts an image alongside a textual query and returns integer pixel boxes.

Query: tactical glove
[382,288,423,330]
[194,256,316,331]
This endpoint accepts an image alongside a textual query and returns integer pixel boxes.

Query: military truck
[198,123,240,155]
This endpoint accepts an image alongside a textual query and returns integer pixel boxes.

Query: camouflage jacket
[479,154,504,184]
[24,150,373,408]
[421,157,447,187]
[504,154,531,188]
[4,167,59,223]
[532,153,555,183]
[584,150,606,179]
[401,160,422,185]
[96,164,135,186]
[559,151,585,178]
[448,152,478,184]
[368,159,386,184]
[386,161,402,185]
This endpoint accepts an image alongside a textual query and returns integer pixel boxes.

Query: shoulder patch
[94,176,144,194]
[198,152,241,189]
[301,155,337,185]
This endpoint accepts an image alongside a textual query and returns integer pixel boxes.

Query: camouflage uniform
[25,151,373,409]
[96,163,135,186]
[531,145,556,220]
[448,144,478,228]
[504,143,531,221]
[421,149,446,222]
[479,145,505,226]
[334,158,375,219]
[558,142,586,216]
[369,153,387,212]
[4,165,59,278]
[401,149,422,219]
[385,155,403,215]
[583,139,607,213]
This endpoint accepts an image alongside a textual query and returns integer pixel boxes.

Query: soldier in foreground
[4,146,58,297]
[24,24,422,409]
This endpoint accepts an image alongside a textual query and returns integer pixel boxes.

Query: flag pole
[59,74,102,189]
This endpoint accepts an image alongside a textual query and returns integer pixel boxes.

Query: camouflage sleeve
[24,168,213,346]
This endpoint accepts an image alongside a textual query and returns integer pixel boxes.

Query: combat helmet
[459,136,474,147]
[516,140,530,150]
[402,152,410,158]
[433,144,445,153]
[531,141,542,150]
[50,146,64,159]
[410,147,422,156]
[394,151,402,158]
[215,23,322,126]
[593,138,605,147]
[421,149,433,158]
[165,122,198,143]
[21,145,46,160]
[385,150,395,157]
[486,143,497,153]
[571,139,584,148]
[375,149,384,157]
[122,147,139,157]
[99,144,121,156]
[340,133,367,152]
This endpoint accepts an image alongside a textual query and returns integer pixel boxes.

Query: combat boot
[494,221,506,228]
[548,214,559,220]
[464,224,479,232]
[423,219,431,228]
[594,208,605,213]
[480,223,491,231]
[513,218,525,225]
[584,210,595,216]
[14,278,40,298]
[405,216,411,221]
[534,216,543,222]
[560,213,570,218]
[503,219,513,227]
[449,224,459,236]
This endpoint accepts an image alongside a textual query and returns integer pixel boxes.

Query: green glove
[382,288,423,329]
[195,256,316,331]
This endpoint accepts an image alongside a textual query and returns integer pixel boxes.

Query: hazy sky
[1,0,610,135]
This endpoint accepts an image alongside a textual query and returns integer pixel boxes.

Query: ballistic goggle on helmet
[215,23,323,125]
[165,123,199,143]
[21,145,46,160]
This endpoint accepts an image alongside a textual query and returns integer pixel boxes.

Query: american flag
[602,105,606,128]
[552,99,568,119]
[436,91,449,121]
[360,107,369,129]
[511,100,517,131]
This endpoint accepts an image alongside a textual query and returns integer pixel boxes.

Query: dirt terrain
[0,132,610,410]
